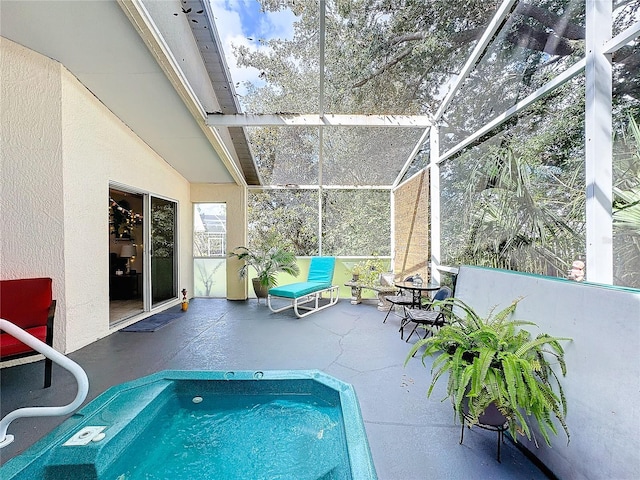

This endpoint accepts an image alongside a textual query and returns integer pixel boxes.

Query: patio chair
[382,276,414,324]
[0,277,56,388]
[267,257,339,318]
[403,286,452,343]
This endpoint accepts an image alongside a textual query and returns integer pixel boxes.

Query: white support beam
[603,20,640,54]
[318,1,326,254]
[433,0,517,121]
[440,58,585,163]
[585,0,613,283]
[393,128,431,188]
[429,126,441,285]
[318,0,326,116]
[206,113,432,128]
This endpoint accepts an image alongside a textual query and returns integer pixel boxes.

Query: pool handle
[0,319,89,448]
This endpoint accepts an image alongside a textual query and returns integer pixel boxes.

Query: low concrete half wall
[454,266,640,480]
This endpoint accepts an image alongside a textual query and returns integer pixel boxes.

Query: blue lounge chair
[267,257,339,318]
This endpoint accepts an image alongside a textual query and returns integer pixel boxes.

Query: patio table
[393,281,440,308]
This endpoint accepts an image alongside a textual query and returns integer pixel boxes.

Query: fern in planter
[406,297,571,447]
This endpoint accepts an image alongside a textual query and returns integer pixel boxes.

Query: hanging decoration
[109,198,143,239]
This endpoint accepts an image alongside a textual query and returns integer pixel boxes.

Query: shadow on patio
[0,298,550,479]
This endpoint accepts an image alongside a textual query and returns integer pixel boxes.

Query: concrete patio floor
[1,298,552,479]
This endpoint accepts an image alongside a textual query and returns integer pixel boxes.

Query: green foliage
[321,190,391,256]
[229,237,300,288]
[443,79,586,276]
[406,297,571,447]
[151,202,175,258]
[248,190,319,256]
[237,1,598,263]
[613,113,640,287]
[353,257,388,286]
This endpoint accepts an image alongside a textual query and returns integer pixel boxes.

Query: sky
[208,0,297,98]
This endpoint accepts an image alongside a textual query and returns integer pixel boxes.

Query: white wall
[1,38,193,353]
[454,265,640,480]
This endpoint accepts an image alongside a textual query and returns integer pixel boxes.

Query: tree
[442,78,586,275]
[230,1,637,278]
[613,113,640,287]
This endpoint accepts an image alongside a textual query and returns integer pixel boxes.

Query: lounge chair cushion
[269,281,331,299]
[267,257,338,318]
[269,256,335,299]
[305,256,336,284]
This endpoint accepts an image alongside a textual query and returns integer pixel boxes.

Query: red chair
[0,278,56,388]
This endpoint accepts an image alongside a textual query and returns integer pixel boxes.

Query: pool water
[107,395,349,480]
[0,371,377,480]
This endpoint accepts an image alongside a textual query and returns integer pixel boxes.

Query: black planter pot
[252,278,269,299]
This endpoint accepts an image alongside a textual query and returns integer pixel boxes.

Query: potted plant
[350,264,362,282]
[229,245,300,298]
[406,296,571,448]
[354,258,387,287]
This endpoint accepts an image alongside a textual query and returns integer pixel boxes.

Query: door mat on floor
[120,312,182,332]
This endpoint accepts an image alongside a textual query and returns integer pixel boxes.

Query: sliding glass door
[109,187,144,325]
[150,196,177,306]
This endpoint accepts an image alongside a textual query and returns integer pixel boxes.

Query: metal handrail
[0,319,89,448]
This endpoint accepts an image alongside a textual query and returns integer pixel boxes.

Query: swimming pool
[0,370,377,479]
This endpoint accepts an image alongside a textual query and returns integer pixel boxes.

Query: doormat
[120,312,182,332]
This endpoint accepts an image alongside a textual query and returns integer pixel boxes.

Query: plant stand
[344,281,362,305]
[460,403,509,463]
[371,286,397,311]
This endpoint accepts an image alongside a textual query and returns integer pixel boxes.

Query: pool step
[43,379,174,480]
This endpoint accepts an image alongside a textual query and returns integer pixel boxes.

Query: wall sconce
[120,244,136,274]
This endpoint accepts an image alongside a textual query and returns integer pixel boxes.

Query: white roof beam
[439,58,586,163]
[433,0,517,121]
[393,127,430,188]
[206,114,432,127]
[603,20,640,54]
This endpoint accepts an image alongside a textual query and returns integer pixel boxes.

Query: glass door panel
[151,196,177,305]
[108,187,144,325]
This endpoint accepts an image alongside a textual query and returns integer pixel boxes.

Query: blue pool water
[0,370,377,480]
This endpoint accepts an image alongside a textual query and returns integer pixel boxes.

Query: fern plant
[407,297,571,447]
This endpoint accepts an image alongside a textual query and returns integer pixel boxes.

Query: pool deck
[1,298,553,479]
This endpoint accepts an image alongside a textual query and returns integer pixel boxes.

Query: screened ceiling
[203,0,637,187]
[199,0,639,287]
[206,0,502,187]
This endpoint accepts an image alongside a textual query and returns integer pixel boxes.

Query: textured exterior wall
[0,38,66,350]
[191,183,247,300]
[393,170,429,279]
[61,64,191,352]
[2,38,192,353]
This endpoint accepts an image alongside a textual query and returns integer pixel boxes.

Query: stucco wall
[454,265,640,480]
[191,183,247,300]
[2,38,192,353]
[0,37,66,350]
